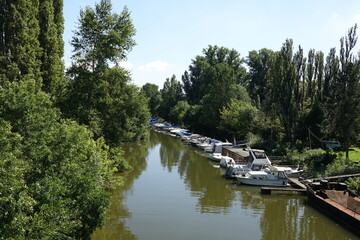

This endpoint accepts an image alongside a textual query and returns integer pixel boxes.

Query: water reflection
[92,135,151,240]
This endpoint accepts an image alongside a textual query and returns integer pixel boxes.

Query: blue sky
[63,0,360,88]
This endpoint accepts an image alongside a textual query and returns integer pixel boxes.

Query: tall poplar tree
[324,25,360,158]
[0,0,41,83]
[270,39,297,143]
[38,0,65,100]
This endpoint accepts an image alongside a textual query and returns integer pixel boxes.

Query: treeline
[142,26,360,157]
[0,0,149,239]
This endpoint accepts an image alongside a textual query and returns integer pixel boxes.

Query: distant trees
[147,25,360,154]
[158,75,184,122]
[141,83,162,116]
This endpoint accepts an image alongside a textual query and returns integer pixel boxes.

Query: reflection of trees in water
[239,191,354,240]
[297,201,359,240]
[156,132,185,171]
[176,145,237,214]
[152,131,236,213]
[92,183,137,240]
[259,195,305,240]
[92,136,150,240]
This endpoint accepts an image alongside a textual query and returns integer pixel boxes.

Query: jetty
[261,177,307,194]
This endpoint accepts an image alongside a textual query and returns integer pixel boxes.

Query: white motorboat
[219,156,235,167]
[270,166,304,178]
[208,152,223,162]
[222,148,272,179]
[235,168,289,186]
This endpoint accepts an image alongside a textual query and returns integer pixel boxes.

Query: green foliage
[325,153,360,177]
[182,45,246,105]
[141,83,161,116]
[0,80,125,239]
[322,24,360,157]
[71,0,135,70]
[169,100,190,126]
[38,0,66,100]
[0,0,42,82]
[346,177,360,195]
[288,149,337,176]
[64,1,149,145]
[246,48,274,108]
[219,99,259,140]
[0,120,34,240]
[158,75,184,121]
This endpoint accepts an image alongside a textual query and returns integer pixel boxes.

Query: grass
[336,147,360,162]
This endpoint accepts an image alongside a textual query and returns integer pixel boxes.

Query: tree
[246,48,274,108]
[199,63,249,136]
[158,75,184,121]
[169,100,191,126]
[63,0,149,144]
[0,80,124,239]
[141,83,161,116]
[323,25,360,159]
[270,39,297,143]
[38,0,66,100]
[219,99,259,140]
[71,0,135,71]
[0,0,41,83]
[182,45,246,105]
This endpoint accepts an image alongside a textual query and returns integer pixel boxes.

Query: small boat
[223,148,272,179]
[208,152,223,162]
[270,165,304,178]
[235,168,289,186]
[219,156,236,167]
[306,181,360,236]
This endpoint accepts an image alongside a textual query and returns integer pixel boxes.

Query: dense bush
[287,149,337,176]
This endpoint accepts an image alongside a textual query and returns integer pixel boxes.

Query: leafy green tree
[323,25,360,158]
[270,39,297,143]
[182,45,246,105]
[219,99,259,140]
[71,0,135,70]
[141,83,162,116]
[0,0,41,83]
[63,0,149,144]
[0,80,123,239]
[38,0,66,100]
[0,119,33,240]
[199,64,249,136]
[246,48,274,109]
[169,100,191,126]
[158,75,184,121]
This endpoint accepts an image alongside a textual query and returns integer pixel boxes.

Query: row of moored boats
[150,119,304,187]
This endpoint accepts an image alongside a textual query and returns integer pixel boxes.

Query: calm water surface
[92,131,359,240]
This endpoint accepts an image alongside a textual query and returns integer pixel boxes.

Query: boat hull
[306,184,360,236]
[236,177,289,187]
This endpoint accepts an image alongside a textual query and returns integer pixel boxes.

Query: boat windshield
[253,151,267,159]
[251,164,263,171]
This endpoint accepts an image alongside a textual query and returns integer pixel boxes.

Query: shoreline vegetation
[0,0,359,239]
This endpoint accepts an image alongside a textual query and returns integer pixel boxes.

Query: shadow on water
[93,131,360,240]
[92,132,152,240]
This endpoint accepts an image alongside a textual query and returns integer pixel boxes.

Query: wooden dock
[288,177,307,189]
[261,186,306,194]
[261,177,307,194]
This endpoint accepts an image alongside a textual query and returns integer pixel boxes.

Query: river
[92,130,359,240]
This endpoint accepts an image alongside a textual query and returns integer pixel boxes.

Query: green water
[92,131,359,240]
